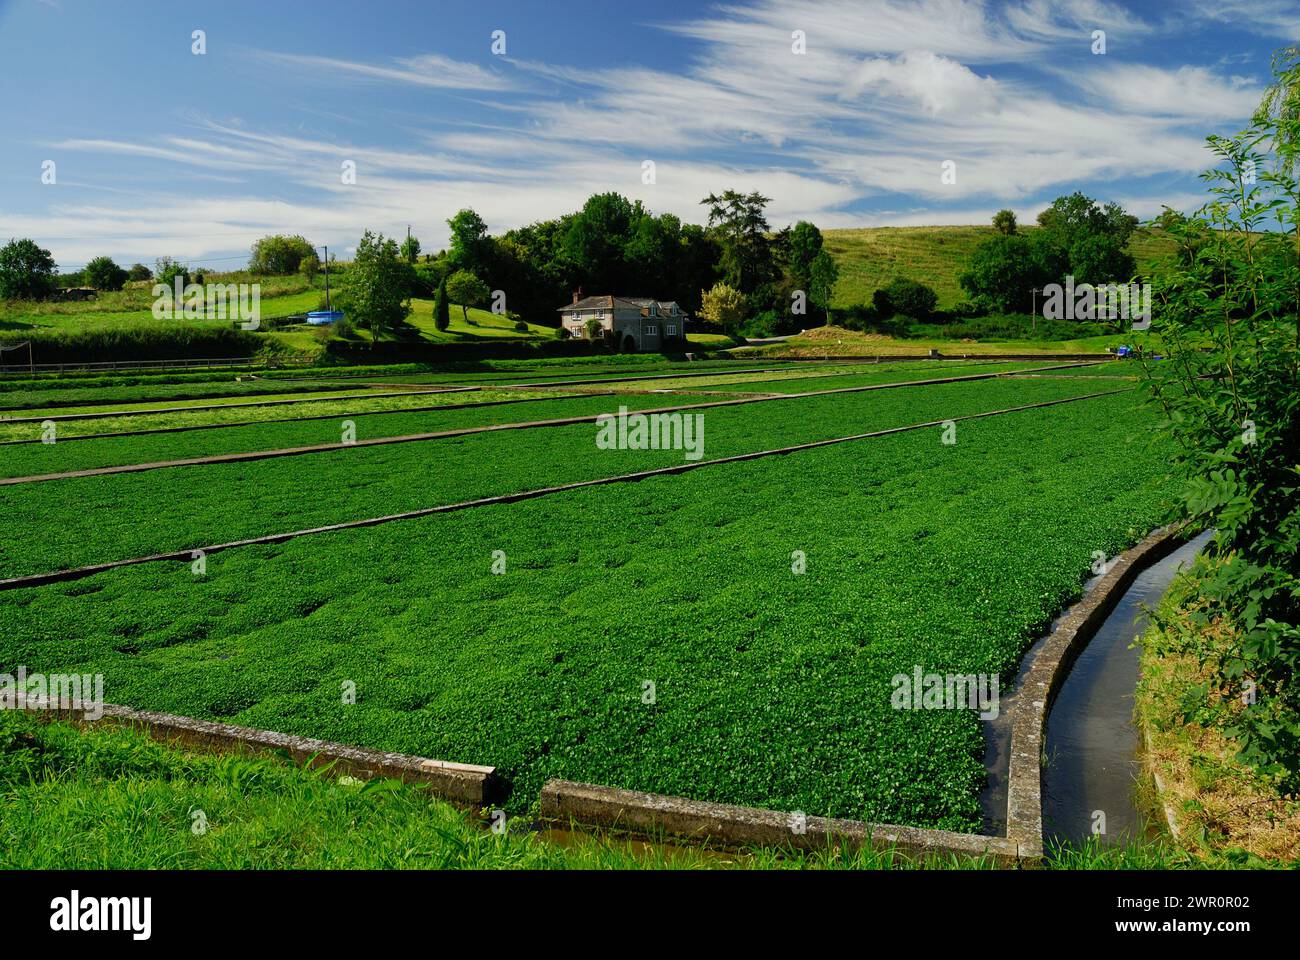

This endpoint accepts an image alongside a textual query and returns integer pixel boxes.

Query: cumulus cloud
[852,52,1001,116]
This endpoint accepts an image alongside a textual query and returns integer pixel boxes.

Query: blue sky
[0,0,1295,272]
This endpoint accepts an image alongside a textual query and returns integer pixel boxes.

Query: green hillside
[824,225,1178,310]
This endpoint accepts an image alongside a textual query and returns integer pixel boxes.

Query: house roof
[558,295,688,315]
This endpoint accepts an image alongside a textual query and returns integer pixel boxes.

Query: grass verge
[1135,578,1300,865]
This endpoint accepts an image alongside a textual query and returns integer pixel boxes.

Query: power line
[57,252,255,271]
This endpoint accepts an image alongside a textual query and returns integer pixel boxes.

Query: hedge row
[0,325,262,364]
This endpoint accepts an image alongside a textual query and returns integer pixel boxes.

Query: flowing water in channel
[981,532,1210,844]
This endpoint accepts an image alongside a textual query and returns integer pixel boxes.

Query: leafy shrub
[155,257,189,289]
[83,256,129,292]
[873,277,939,321]
[249,235,316,276]
[1141,80,1300,789]
[831,304,907,336]
[741,309,782,338]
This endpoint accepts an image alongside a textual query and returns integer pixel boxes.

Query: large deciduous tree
[0,238,57,300]
[338,230,413,344]
[700,190,774,294]
[958,232,1065,313]
[699,281,747,333]
[446,209,494,279]
[445,269,490,323]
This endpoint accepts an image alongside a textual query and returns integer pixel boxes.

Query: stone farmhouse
[558,294,688,351]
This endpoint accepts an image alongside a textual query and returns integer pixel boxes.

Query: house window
[645,325,657,336]
[666,324,676,336]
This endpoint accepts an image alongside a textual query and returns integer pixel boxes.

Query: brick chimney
[572,286,584,305]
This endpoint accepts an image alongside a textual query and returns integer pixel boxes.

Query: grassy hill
[824,225,1178,309]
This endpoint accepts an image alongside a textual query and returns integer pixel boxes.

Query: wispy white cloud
[243,48,518,91]
[10,0,1269,270]
[1065,64,1263,120]
[1191,0,1300,41]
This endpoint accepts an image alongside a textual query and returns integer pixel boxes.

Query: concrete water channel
[981,532,1211,847]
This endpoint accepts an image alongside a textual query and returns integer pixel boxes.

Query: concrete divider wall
[11,697,498,806]
[539,780,1027,866]
[1004,526,1183,856]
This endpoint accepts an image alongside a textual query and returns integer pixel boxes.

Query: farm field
[0,388,582,442]
[11,0,1300,901]
[0,373,1129,579]
[0,373,1172,831]
[0,377,390,413]
[688,360,1083,394]
[0,389,722,478]
[0,388,444,422]
[339,359,830,386]
[0,360,1075,476]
